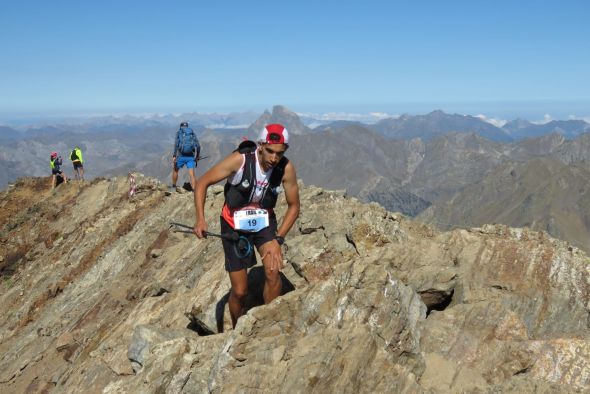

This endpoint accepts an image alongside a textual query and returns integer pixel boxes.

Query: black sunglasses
[268,132,282,142]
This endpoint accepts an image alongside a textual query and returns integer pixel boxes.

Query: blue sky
[1,0,589,120]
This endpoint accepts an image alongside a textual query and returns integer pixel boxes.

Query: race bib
[233,208,269,232]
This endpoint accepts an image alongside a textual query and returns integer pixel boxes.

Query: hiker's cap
[180,121,189,127]
[51,151,58,158]
[258,124,289,145]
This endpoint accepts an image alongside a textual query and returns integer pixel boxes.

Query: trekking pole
[168,222,253,258]
[169,222,194,233]
[169,222,235,239]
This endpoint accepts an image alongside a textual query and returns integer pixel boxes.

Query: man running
[172,121,200,192]
[193,124,300,327]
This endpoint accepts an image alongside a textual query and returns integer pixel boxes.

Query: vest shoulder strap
[242,151,257,188]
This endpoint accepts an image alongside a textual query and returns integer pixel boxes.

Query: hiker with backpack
[69,146,84,180]
[193,124,300,328]
[172,121,200,192]
[50,151,68,189]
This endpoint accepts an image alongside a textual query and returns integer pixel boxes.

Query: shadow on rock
[215,266,296,333]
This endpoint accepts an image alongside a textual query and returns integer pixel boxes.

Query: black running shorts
[219,215,277,272]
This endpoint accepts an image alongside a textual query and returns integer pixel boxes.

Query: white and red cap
[51,151,58,158]
[257,123,289,145]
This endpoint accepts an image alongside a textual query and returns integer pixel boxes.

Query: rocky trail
[0,175,589,393]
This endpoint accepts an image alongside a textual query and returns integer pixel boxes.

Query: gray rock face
[247,105,311,137]
[0,176,589,393]
[358,176,431,216]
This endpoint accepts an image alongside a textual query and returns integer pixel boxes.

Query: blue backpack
[178,127,199,156]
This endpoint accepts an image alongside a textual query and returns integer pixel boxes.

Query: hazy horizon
[1,99,590,128]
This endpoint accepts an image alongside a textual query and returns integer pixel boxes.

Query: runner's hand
[194,219,208,239]
[262,240,284,272]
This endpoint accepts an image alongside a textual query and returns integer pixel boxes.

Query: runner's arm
[276,161,300,238]
[262,161,299,271]
[193,152,243,237]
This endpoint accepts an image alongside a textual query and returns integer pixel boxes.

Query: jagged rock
[105,349,135,376]
[184,306,215,335]
[206,261,427,393]
[0,175,589,393]
[418,224,590,391]
[127,325,168,371]
[47,280,67,298]
[150,248,163,258]
[56,332,75,352]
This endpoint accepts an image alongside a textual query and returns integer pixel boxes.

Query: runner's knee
[231,286,248,300]
[264,268,281,284]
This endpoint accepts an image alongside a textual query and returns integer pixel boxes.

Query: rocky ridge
[0,176,589,393]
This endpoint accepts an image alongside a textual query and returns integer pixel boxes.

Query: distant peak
[271,105,294,116]
[272,104,287,110]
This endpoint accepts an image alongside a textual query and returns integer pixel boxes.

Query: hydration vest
[223,141,288,209]
[70,148,83,163]
[177,127,199,156]
[50,157,62,170]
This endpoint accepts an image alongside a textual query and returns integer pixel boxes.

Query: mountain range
[2,105,590,252]
[504,118,590,139]
[418,157,590,251]
[370,110,513,142]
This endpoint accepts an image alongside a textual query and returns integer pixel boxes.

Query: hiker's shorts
[175,155,196,169]
[220,215,277,272]
[73,162,83,170]
[51,169,63,175]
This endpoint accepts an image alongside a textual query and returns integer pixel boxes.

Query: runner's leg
[172,166,179,186]
[259,241,282,304]
[188,167,196,191]
[228,269,248,327]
